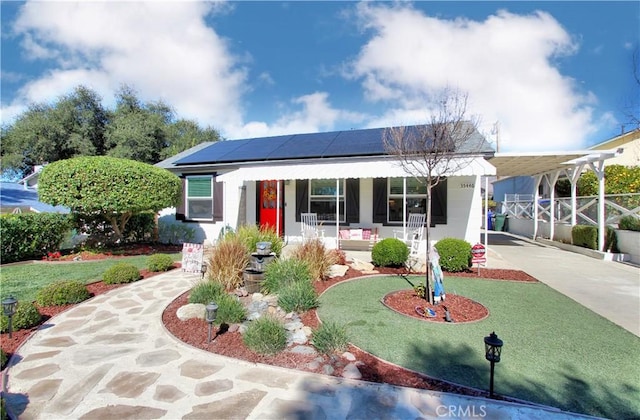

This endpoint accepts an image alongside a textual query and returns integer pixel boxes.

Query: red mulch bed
[2,249,536,400]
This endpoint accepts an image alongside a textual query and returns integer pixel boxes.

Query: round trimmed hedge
[36,280,91,306]
[103,263,141,284]
[0,301,42,332]
[434,238,472,272]
[147,253,175,272]
[371,238,409,267]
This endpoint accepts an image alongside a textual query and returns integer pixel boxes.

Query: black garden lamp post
[201,262,207,279]
[205,302,218,343]
[484,331,503,398]
[2,296,18,339]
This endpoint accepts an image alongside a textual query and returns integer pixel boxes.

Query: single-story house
[157,124,496,251]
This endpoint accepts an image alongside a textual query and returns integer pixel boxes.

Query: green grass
[0,254,181,303]
[318,275,640,419]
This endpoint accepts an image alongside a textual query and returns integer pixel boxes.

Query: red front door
[258,180,284,236]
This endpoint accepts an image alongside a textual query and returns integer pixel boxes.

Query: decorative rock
[322,365,335,375]
[251,292,264,300]
[284,320,303,331]
[301,326,313,337]
[327,264,349,278]
[289,345,317,355]
[342,363,362,380]
[227,324,240,333]
[176,304,205,321]
[342,351,356,362]
[287,329,308,345]
[350,258,375,272]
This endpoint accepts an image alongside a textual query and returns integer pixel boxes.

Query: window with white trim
[387,178,427,223]
[186,175,213,220]
[309,179,345,222]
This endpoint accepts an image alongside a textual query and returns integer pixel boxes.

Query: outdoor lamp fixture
[200,262,207,279]
[484,331,504,398]
[205,302,218,343]
[2,296,18,339]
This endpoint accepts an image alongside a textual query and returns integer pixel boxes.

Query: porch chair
[394,213,426,244]
[301,213,325,242]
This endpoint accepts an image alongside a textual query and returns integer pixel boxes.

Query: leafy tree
[577,165,640,195]
[38,156,181,242]
[163,119,221,160]
[1,86,108,178]
[383,87,485,303]
[1,84,221,178]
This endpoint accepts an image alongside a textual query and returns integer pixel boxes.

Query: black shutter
[176,177,186,221]
[295,179,308,222]
[345,178,359,224]
[431,178,447,225]
[372,178,387,224]
[213,180,224,222]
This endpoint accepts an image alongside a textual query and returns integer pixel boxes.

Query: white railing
[503,194,534,219]
[503,193,640,226]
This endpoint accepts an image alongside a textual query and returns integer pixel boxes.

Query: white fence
[503,193,640,226]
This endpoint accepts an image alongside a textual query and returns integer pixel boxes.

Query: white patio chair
[394,213,426,244]
[301,213,324,242]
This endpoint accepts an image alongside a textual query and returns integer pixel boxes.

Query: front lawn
[318,275,640,419]
[0,253,181,303]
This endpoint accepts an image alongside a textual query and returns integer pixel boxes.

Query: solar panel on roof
[220,135,293,162]
[323,128,386,157]
[174,140,249,165]
[268,131,340,160]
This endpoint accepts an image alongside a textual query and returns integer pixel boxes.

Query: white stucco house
[156,125,497,250]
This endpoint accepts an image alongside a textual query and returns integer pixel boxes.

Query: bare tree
[383,87,483,304]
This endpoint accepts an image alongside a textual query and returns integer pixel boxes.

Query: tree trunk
[425,182,434,304]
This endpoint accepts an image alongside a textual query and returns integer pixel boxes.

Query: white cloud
[5,1,247,130]
[348,3,597,152]
[229,91,367,139]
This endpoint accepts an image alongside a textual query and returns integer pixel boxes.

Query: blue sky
[1,1,638,152]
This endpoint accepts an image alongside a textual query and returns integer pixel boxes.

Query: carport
[488,149,623,251]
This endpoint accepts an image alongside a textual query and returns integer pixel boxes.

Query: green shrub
[147,253,175,272]
[413,283,427,299]
[235,224,284,257]
[102,263,141,284]
[35,281,91,306]
[434,238,472,272]
[243,316,287,355]
[571,225,619,252]
[1,301,42,332]
[262,258,311,295]
[371,238,409,267]
[605,226,619,253]
[572,225,597,250]
[619,216,640,232]
[0,213,72,263]
[158,215,196,244]
[311,322,348,355]
[189,281,246,324]
[277,281,319,313]
[207,234,249,290]
[290,239,339,280]
[189,281,226,304]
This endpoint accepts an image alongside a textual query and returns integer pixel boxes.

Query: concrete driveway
[486,232,640,336]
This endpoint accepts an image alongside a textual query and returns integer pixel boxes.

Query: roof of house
[170,124,494,167]
[0,182,69,214]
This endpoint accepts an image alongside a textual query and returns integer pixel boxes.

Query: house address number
[460,183,475,188]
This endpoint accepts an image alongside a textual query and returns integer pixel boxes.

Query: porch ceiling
[489,151,603,177]
[216,156,496,182]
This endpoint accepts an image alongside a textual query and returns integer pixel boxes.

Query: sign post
[471,243,487,276]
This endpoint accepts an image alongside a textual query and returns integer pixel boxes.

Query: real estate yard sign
[181,243,204,273]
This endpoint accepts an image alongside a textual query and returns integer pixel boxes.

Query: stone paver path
[4,269,593,419]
